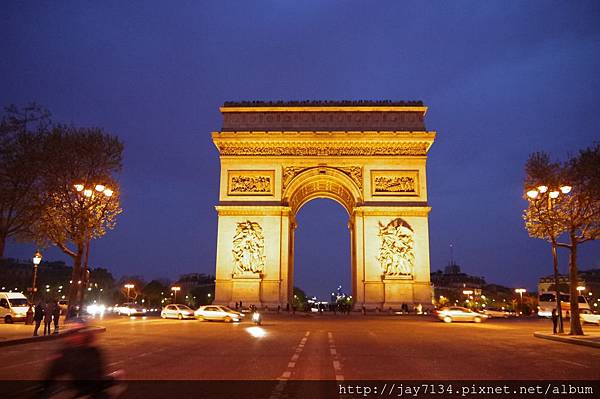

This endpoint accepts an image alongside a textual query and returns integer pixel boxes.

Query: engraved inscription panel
[227,170,275,196]
[371,170,419,196]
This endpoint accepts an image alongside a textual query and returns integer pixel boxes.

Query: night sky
[2,2,599,299]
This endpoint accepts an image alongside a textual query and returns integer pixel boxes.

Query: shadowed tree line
[0,103,123,318]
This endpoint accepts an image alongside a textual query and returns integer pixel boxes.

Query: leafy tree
[30,126,123,317]
[523,146,600,335]
[142,280,168,307]
[0,103,50,257]
[293,286,308,310]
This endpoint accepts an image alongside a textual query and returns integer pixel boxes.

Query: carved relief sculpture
[232,221,266,276]
[372,170,419,196]
[377,218,415,277]
[228,170,274,195]
[282,166,363,190]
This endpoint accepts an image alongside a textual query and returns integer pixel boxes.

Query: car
[0,292,30,323]
[481,308,515,318]
[194,305,245,322]
[580,309,600,325]
[435,306,488,323]
[161,304,195,320]
[116,303,146,316]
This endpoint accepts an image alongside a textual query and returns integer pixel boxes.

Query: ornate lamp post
[26,251,43,324]
[124,284,134,302]
[71,183,114,314]
[515,288,526,315]
[171,286,181,304]
[526,184,572,333]
[31,250,43,302]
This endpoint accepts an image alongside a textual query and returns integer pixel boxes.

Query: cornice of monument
[212,131,436,156]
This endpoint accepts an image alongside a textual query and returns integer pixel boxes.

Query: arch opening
[293,198,351,304]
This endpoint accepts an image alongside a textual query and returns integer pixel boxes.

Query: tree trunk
[66,243,84,320]
[0,234,5,258]
[568,241,584,335]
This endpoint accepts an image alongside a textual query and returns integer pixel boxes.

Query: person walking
[33,301,45,336]
[52,300,61,334]
[551,308,559,334]
[43,300,54,336]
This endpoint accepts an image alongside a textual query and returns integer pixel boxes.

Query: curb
[533,332,600,349]
[0,326,106,348]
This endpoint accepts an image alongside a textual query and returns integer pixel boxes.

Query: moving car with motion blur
[435,306,488,323]
[480,307,515,318]
[115,303,146,316]
[161,304,195,320]
[579,309,600,325]
[195,305,244,322]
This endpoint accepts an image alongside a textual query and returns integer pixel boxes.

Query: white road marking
[328,331,345,381]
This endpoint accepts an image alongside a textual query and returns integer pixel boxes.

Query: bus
[537,292,590,318]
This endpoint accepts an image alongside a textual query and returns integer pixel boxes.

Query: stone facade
[211,101,436,310]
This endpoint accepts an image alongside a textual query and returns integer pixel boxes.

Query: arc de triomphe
[211,101,436,310]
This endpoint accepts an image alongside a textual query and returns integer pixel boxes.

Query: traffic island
[534,331,600,349]
[0,324,106,348]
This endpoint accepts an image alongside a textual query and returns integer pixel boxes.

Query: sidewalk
[534,330,600,349]
[0,322,106,348]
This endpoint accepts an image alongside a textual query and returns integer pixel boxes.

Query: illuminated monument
[212,101,436,310]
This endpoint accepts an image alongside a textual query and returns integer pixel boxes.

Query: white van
[0,292,31,323]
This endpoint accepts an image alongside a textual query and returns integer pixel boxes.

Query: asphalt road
[1,313,599,382]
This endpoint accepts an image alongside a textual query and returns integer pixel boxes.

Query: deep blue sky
[2,2,600,299]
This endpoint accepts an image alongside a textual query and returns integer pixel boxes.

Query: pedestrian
[52,300,61,334]
[33,300,45,336]
[44,300,54,336]
[551,308,558,334]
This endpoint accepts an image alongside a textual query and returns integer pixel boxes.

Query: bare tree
[0,103,50,257]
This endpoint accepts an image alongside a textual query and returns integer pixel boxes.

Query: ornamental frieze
[222,111,425,131]
[282,166,363,190]
[371,170,419,196]
[227,170,275,195]
[217,142,429,157]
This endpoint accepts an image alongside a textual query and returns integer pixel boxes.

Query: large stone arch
[284,166,363,216]
[211,101,436,310]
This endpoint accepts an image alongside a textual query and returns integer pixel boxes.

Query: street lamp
[25,251,43,325]
[171,286,181,304]
[576,286,585,295]
[515,288,526,314]
[124,284,134,301]
[71,182,115,314]
[525,183,572,333]
[31,251,43,301]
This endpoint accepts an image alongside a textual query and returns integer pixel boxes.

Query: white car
[0,292,30,323]
[435,306,489,323]
[481,308,515,318]
[161,304,195,320]
[580,309,600,325]
[194,305,244,322]
[116,303,146,316]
